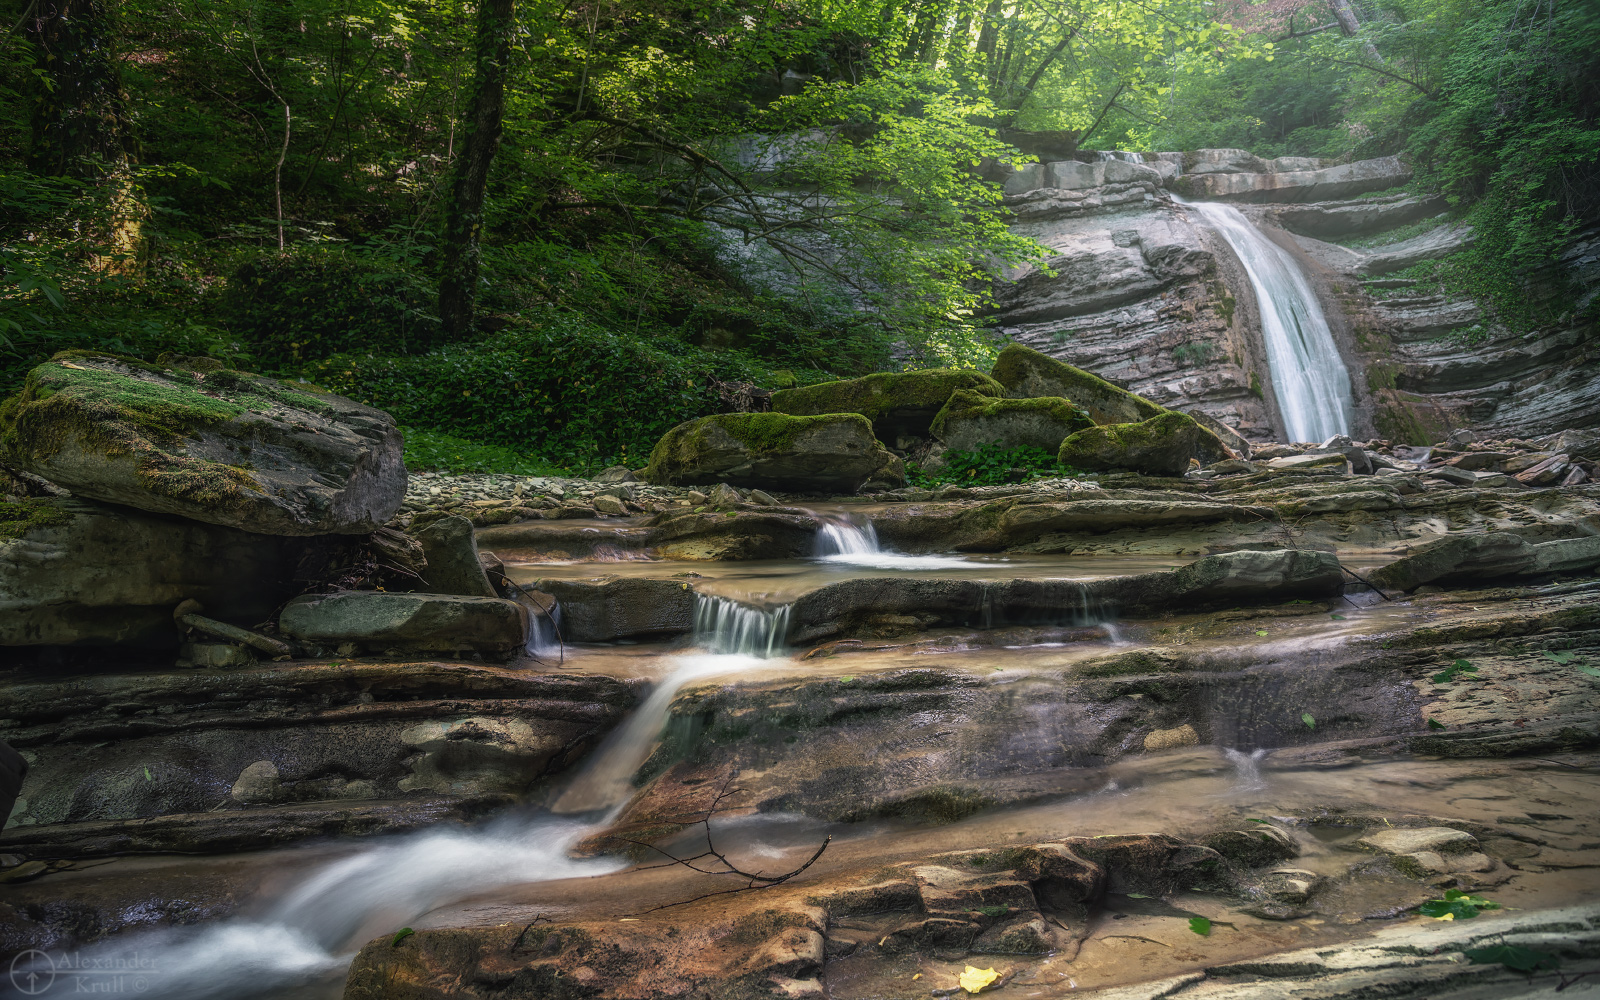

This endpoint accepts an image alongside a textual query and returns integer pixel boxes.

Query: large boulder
[1,496,300,646]
[279,591,527,659]
[1057,411,1218,476]
[532,576,695,641]
[1369,532,1600,592]
[990,344,1165,426]
[0,352,404,535]
[770,369,1003,441]
[411,515,496,597]
[930,389,1093,453]
[643,413,902,493]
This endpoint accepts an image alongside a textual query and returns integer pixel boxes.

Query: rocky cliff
[989,148,1599,444]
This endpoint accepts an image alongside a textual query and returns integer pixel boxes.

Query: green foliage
[1418,889,1500,919]
[222,250,443,366]
[1432,658,1478,683]
[1187,916,1211,936]
[401,427,561,477]
[1170,342,1219,368]
[908,441,1081,487]
[1301,712,1316,729]
[0,498,74,540]
[1463,943,1560,972]
[307,313,779,472]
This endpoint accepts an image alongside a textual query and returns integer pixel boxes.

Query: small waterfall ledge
[1186,200,1354,443]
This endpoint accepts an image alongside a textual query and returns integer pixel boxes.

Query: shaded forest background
[1,0,1596,473]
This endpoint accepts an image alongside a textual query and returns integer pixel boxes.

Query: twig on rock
[618,775,831,913]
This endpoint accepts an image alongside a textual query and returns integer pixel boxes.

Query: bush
[909,441,1082,487]
[222,249,442,366]
[304,311,785,473]
[401,426,562,475]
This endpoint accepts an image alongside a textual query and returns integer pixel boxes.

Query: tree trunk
[24,0,136,176]
[439,0,516,340]
[1328,0,1384,65]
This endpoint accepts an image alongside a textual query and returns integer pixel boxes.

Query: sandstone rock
[411,515,497,598]
[930,389,1093,453]
[770,368,1003,440]
[1205,827,1299,868]
[230,761,280,804]
[532,576,695,642]
[1357,826,1477,856]
[1261,868,1321,904]
[1172,153,1409,203]
[278,591,527,659]
[593,465,639,483]
[1264,452,1350,473]
[1369,532,1538,591]
[748,489,779,506]
[1058,412,1216,476]
[646,508,820,560]
[1184,409,1251,460]
[706,482,743,507]
[1143,724,1199,751]
[1532,535,1600,573]
[643,413,901,493]
[591,494,629,515]
[1,496,300,646]
[1269,194,1448,240]
[1424,465,1478,486]
[991,344,1165,425]
[0,352,404,535]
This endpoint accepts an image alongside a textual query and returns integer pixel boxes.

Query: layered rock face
[989,148,1597,444]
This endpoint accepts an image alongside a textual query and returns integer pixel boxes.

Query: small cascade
[524,600,563,660]
[1185,200,1354,443]
[36,651,762,1000]
[1224,747,1269,792]
[815,515,881,557]
[693,593,792,658]
[812,513,974,570]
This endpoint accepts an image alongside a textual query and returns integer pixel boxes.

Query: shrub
[909,441,1082,487]
[222,249,442,366]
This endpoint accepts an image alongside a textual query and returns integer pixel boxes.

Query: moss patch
[642,411,878,485]
[0,352,333,512]
[1058,411,1205,476]
[0,498,74,541]
[770,368,1002,424]
[990,344,1165,425]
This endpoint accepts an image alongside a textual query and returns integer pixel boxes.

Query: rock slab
[0,352,405,535]
[278,591,527,658]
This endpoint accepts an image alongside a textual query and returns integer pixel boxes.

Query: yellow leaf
[1435,912,1455,921]
[959,966,999,993]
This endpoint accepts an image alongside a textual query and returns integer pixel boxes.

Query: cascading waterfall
[15,652,759,1000]
[693,593,792,658]
[1185,200,1354,443]
[812,514,973,570]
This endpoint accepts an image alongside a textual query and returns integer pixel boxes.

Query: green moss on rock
[0,498,74,541]
[1058,411,1209,477]
[992,344,1165,425]
[644,411,897,492]
[930,389,1095,452]
[770,368,1003,438]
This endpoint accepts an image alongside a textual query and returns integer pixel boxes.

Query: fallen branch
[619,775,831,913]
[1340,564,1392,601]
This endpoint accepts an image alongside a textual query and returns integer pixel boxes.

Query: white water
[1186,200,1353,443]
[813,515,974,571]
[693,593,792,657]
[6,653,760,1000]
[1224,747,1270,792]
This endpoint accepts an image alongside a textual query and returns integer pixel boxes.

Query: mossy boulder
[1057,411,1217,476]
[770,368,1004,441]
[0,352,404,535]
[278,591,528,659]
[991,344,1165,426]
[931,389,1094,453]
[644,412,902,493]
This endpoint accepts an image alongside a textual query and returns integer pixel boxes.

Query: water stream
[6,652,762,1000]
[1185,199,1354,443]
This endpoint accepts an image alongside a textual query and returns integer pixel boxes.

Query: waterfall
[1186,200,1353,443]
[815,516,881,557]
[18,652,760,1000]
[693,593,792,657]
[812,513,974,570]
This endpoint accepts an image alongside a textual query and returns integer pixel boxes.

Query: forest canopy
[1,0,1595,471]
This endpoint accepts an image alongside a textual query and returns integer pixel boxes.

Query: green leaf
[391,927,415,947]
[143,766,153,781]
[1245,818,1270,824]
[1188,917,1211,936]
[1331,614,1346,620]
[1301,712,1316,729]
[1427,718,1446,730]
[1463,944,1560,972]
[1126,893,1150,899]
[1432,659,1480,683]
[1542,650,1576,664]
[1255,630,1269,636]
